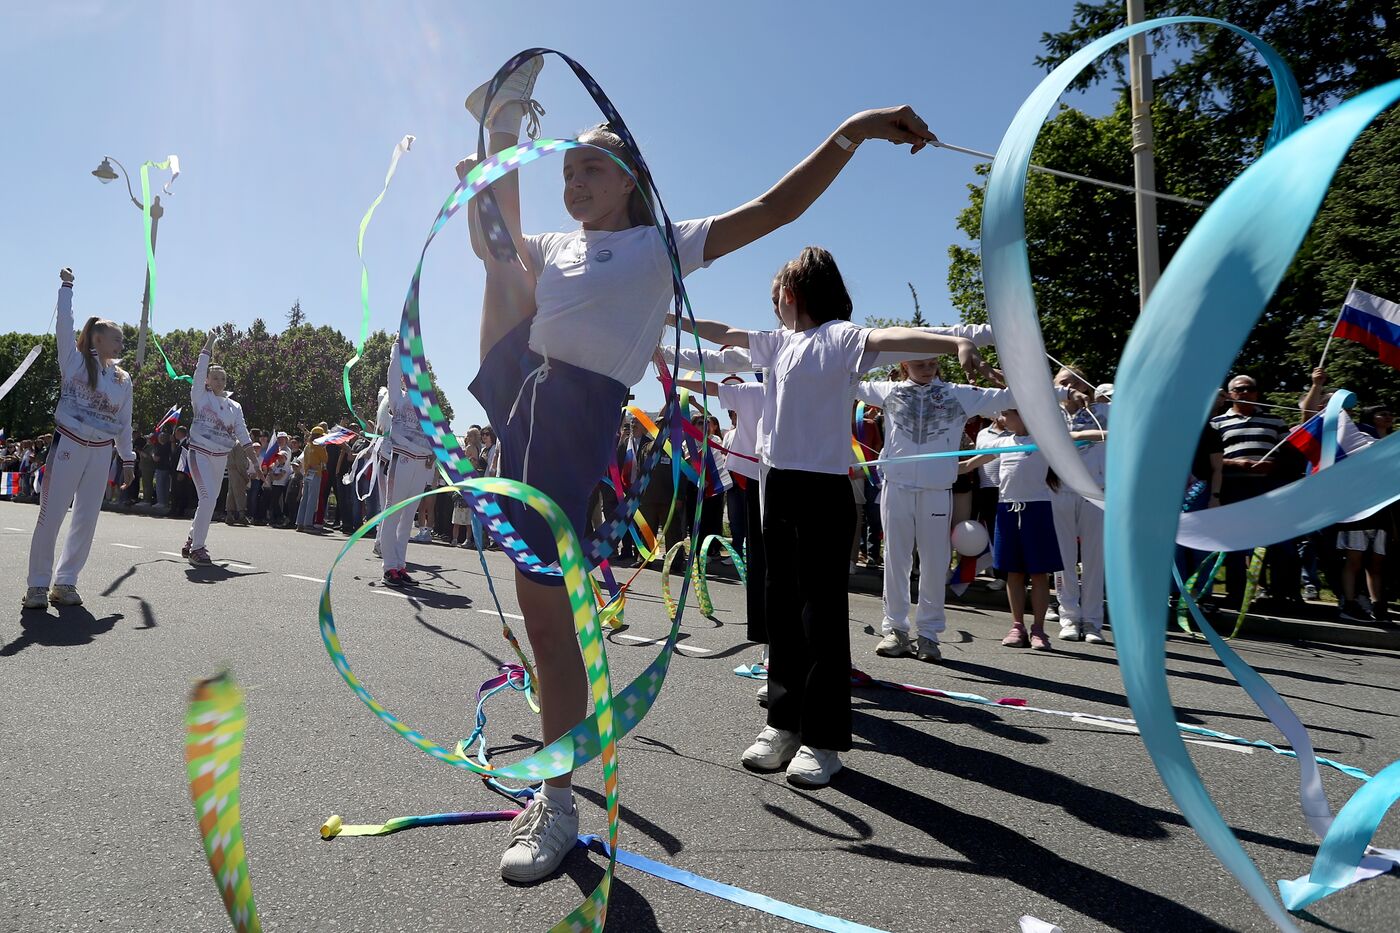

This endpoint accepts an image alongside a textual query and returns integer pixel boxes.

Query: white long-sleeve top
[188,350,253,455]
[385,360,433,457]
[659,323,996,375]
[52,286,135,464]
[856,378,1013,490]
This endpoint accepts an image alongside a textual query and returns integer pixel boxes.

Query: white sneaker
[465,56,546,138]
[22,586,48,610]
[372,540,382,558]
[741,726,800,771]
[1084,630,1107,645]
[915,637,942,663]
[786,746,843,787]
[1045,605,1060,623]
[756,682,769,705]
[49,584,83,607]
[875,630,914,658]
[498,795,579,883]
[1058,623,1082,642]
[986,578,1006,592]
[1302,584,1319,601]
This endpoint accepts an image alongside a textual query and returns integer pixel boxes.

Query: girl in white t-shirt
[679,247,1000,789]
[24,268,135,610]
[454,57,944,882]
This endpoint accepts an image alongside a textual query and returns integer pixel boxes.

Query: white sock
[542,782,574,813]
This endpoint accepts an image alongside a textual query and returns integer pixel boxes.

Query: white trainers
[1045,605,1060,623]
[22,586,48,610]
[1084,630,1107,645]
[756,682,769,706]
[915,636,942,663]
[372,539,382,558]
[875,630,914,658]
[49,584,83,607]
[499,794,579,883]
[1058,623,1082,642]
[986,578,1006,592]
[786,746,843,788]
[741,726,800,772]
[1302,584,1319,601]
[465,56,546,138]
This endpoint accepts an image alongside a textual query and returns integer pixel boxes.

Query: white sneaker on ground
[915,637,942,663]
[756,682,769,705]
[49,584,83,607]
[1084,630,1107,645]
[986,578,1006,592]
[1058,623,1082,641]
[1045,605,1060,623]
[1302,584,1319,601]
[875,630,914,658]
[372,540,382,558]
[786,746,843,788]
[465,56,546,138]
[22,586,48,610]
[741,726,800,771]
[498,795,579,883]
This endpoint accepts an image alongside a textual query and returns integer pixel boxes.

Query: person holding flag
[1325,285,1400,370]
[23,268,135,609]
[154,404,181,435]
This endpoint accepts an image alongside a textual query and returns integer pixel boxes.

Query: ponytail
[77,317,101,390]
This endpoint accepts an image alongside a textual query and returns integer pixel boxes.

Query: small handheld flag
[313,425,357,446]
[260,432,282,470]
[154,404,182,433]
[1330,287,1400,370]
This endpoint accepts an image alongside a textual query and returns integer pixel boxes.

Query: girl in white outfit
[377,356,436,587]
[184,333,255,565]
[1051,366,1108,642]
[24,268,135,609]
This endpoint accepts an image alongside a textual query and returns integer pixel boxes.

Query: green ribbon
[138,158,191,385]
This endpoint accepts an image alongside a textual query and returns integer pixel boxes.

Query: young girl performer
[678,247,1000,787]
[23,268,134,609]
[458,57,940,879]
[183,333,255,566]
[377,361,437,587]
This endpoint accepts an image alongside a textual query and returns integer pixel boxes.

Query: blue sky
[1,0,1117,427]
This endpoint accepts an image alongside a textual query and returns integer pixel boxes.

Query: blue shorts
[468,319,629,585]
[993,501,1063,575]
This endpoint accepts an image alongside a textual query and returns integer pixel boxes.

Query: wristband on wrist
[833,132,858,152]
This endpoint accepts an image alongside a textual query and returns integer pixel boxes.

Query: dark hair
[576,124,652,228]
[775,247,853,324]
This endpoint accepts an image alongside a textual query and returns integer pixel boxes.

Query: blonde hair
[76,317,126,389]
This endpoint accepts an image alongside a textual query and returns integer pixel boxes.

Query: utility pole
[1127,0,1161,308]
[137,196,163,368]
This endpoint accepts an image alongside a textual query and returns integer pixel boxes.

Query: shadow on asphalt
[0,607,123,656]
[411,615,508,668]
[575,785,683,856]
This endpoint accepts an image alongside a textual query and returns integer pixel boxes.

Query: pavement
[2,499,1398,933]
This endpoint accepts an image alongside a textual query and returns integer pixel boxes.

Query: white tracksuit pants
[1051,490,1105,633]
[186,448,229,551]
[378,452,434,572]
[27,436,113,588]
[880,484,952,641]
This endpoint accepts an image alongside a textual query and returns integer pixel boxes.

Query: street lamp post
[92,156,163,369]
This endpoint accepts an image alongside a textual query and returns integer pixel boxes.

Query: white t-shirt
[716,381,765,481]
[976,425,1012,488]
[749,321,870,475]
[996,434,1054,503]
[525,218,714,386]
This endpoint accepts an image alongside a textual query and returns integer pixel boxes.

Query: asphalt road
[1,500,1397,933]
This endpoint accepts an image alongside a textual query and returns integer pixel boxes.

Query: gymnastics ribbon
[185,671,260,933]
[344,134,414,437]
[1089,23,1400,927]
[0,344,42,403]
[137,156,191,385]
[659,534,747,618]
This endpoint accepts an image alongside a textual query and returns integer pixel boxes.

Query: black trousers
[743,477,767,644]
[764,469,855,751]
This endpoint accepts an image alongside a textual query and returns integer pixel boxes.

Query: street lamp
[92,155,164,368]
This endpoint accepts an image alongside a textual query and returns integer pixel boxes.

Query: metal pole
[135,195,162,368]
[1127,0,1161,307]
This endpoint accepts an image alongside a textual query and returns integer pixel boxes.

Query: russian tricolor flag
[1284,413,1349,474]
[154,404,181,433]
[260,432,282,470]
[1334,288,1400,369]
[313,425,357,446]
[0,473,20,495]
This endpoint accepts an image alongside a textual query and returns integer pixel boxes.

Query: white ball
[950,519,989,557]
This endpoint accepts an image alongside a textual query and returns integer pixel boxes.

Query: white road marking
[475,608,525,621]
[284,574,324,583]
[1071,716,1253,753]
[1185,739,1255,754]
[612,633,712,655]
[222,559,255,567]
[158,551,184,558]
[111,543,143,549]
[373,589,410,599]
[5,526,24,532]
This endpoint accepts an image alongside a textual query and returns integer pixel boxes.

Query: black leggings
[764,469,855,751]
[744,477,767,644]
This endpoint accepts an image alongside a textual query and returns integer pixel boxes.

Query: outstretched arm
[866,330,1004,387]
[703,107,937,262]
[669,312,750,348]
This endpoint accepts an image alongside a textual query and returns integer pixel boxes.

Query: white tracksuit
[1052,404,1108,634]
[377,370,435,573]
[27,285,135,588]
[186,350,254,551]
[858,378,1012,641]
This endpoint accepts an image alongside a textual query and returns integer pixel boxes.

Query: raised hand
[843,106,938,154]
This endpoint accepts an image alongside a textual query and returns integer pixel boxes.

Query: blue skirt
[469,319,629,584]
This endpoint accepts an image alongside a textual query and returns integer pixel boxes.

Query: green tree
[0,333,60,438]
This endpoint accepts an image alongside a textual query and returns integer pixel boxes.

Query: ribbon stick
[185,671,260,933]
[0,344,42,403]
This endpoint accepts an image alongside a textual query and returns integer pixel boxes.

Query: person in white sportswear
[184,333,256,566]
[24,268,135,609]
[377,355,436,588]
[1050,365,1109,642]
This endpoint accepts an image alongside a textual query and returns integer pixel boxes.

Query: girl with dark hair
[456,57,941,881]
[24,268,134,609]
[183,333,256,566]
[678,247,1001,788]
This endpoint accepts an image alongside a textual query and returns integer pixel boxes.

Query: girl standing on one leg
[680,247,1000,788]
[24,268,135,609]
[183,333,256,566]
[457,56,941,881]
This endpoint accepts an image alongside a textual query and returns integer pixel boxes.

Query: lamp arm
[106,156,144,209]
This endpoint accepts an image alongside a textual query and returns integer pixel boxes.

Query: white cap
[1094,383,1114,399]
